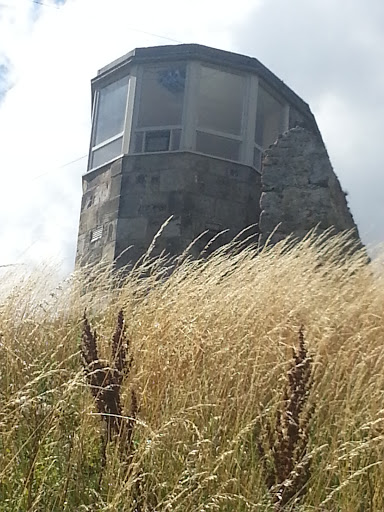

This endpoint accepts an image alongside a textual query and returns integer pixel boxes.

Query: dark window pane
[196,131,240,161]
[134,132,144,153]
[93,77,129,146]
[137,66,186,128]
[91,137,123,168]
[197,66,245,135]
[255,86,284,148]
[171,129,181,150]
[145,130,170,152]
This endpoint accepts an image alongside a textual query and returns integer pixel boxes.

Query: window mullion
[87,91,100,170]
[129,66,144,153]
[243,75,259,167]
[122,68,137,155]
[181,61,200,151]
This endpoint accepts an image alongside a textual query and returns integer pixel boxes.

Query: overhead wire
[30,0,61,8]
[30,154,88,182]
[0,0,186,266]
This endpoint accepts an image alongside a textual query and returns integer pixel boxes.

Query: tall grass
[0,233,384,511]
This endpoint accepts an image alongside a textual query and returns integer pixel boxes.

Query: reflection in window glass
[197,67,245,135]
[255,86,284,148]
[93,77,129,146]
[91,137,123,168]
[137,66,186,127]
[196,131,240,161]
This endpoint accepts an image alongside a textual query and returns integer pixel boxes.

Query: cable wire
[30,154,87,182]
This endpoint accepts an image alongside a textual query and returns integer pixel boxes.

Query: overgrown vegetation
[0,233,384,511]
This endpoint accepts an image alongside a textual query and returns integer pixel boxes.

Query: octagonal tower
[76,44,355,269]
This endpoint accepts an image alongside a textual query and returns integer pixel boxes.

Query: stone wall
[115,152,261,268]
[76,132,361,270]
[76,152,262,269]
[76,158,123,267]
[259,127,359,244]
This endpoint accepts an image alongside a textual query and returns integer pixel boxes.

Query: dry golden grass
[0,232,384,511]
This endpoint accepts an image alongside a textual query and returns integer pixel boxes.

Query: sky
[0,0,383,274]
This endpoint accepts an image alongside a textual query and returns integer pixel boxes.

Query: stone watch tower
[75,44,358,269]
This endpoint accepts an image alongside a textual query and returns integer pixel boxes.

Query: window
[197,66,245,135]
[133,129,181,153]
[196,66,245,161]
[90,76,130,168]
[133,65,185,154]
[255,85,284,149]
[92,138,124,168]
[145,130,170,152]
[137,66,185,127]
[196,132,240,161]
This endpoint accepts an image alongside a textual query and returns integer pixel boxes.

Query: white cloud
[0,0,257,273]
[0,0,383,274]
[234,0,384,248]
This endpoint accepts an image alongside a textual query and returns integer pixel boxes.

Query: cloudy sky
[0,0,383,274]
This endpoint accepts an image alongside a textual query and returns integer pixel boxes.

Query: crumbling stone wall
[259,127,359,244]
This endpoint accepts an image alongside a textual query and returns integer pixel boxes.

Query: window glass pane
[137,66,186,127]
[94,77,129,146]
[255,86,284,148]
[145,130,170,152]
[133,132,144,153]
[197,67,245,135]
[196,131,240,161]
[171,129,181,151]
[91,137,123,168]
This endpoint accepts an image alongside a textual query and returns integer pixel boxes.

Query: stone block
[117,217,148,241]
[102,242,116,263]
[119,193,142,218]
[162,217,182,238]
[160,168,186,192]
[260,191,282,211]
[308,158,331,186]
[78,208,97,234]
[263,164,309,190]
[215,198,246,229]
[105,221,116,243]
[96,196,120,222]
[109,174,122,198]
[259,210,282,234]
[110,158,123,177]
[167,191,186,216]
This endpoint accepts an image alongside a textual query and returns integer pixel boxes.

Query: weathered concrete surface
[259,127,359,244]
[76,152,261,269]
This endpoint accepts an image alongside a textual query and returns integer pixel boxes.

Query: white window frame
[193,63,248,163]
[133,126,182,153]
[88,72,136,171]
[87,60,290,171]
[130,63,186,155]
[180,61,199,150]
